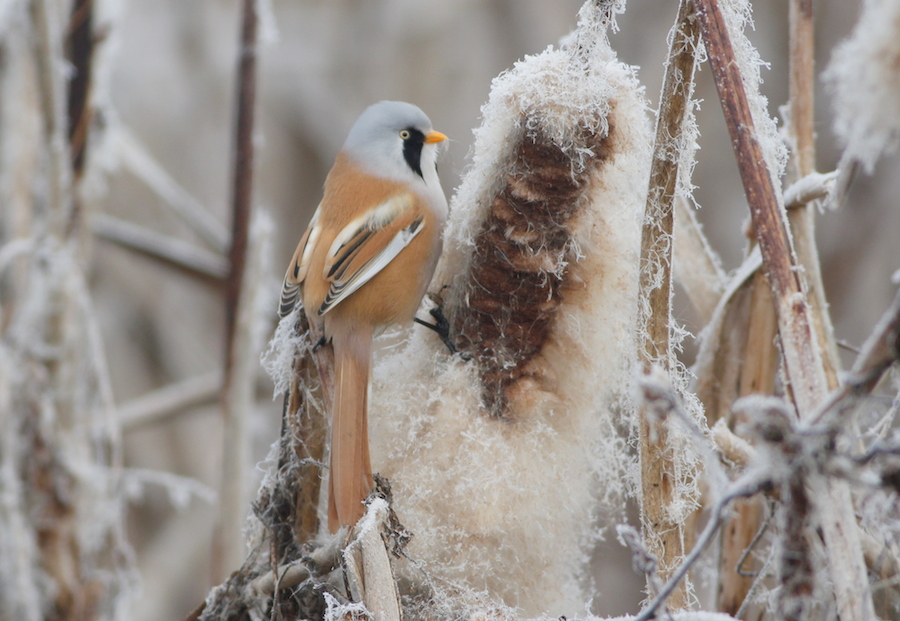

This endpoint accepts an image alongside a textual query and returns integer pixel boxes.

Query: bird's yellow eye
[399,129,411,140]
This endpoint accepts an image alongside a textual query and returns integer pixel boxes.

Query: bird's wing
[318,192,423,316]
[278,208,321,317]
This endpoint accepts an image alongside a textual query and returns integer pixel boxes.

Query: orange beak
[424,130,448,144]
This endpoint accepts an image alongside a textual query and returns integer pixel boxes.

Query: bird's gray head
[342,101,445,187]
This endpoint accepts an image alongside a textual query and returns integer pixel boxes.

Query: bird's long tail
[328,326,375,532]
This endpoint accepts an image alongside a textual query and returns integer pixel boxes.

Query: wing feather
[318,193,422,316]
[280,192,425,319]
[278,209,320,317]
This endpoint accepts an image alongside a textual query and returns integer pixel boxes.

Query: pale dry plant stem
[0,0,134,616]
[32,0,72,231]
[118,371,223,429]
[693,0,875,618]
[213,0,260,583]
[717,269,778,615]
[787,0,842,391]
[636,471,771,621]
[673,195,725,325]
[114,124,230,253]
[91,213,229,282]
[637,0,701,609]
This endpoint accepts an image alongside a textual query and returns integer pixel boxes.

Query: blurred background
[79,0,898,618]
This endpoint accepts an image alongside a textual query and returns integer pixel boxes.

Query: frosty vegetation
[1,0,899,620]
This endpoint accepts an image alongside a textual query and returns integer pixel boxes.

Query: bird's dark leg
[414,305,465,357]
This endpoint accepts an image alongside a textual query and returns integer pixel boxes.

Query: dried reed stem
[693,0,874,618]
[66,0,92,175]
[32,0,72,232]
[635,472,770,621]
[213,0,259,582]
[717,271,778,615]
[0,1,131,617]
[91,214,228,282]
[65,0,93,235]
[273,318,328,553]
[673,196,724,324]
[119,371,223,429]
[637,0,700,607]
[693,0,827,414]
[787,0,841,391]
[116,125,230,253]
[223,0,258,365]
[789,0,815,179]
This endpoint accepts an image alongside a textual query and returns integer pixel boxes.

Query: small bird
[279,101,448,532]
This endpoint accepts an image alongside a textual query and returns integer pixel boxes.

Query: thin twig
[91,213,228,282]
[734,546,776,620]
[616,525,674,621]
[735,501,773,577]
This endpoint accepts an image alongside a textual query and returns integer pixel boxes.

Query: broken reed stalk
[716,270,779,615]
[787,0,841,390]
[693,0,828,414]
[182,324,330,620]
[692,0,874,619]
[637,0,700,608]
[343,499,403,621]
[214,0,259,582]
